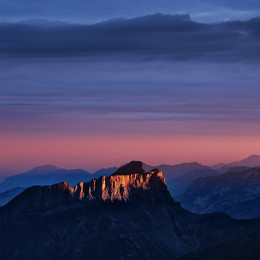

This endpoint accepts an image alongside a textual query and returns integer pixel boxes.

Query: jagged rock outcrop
[73,161,167,201]
[4,161,170,213]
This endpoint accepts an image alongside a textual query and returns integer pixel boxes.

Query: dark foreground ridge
[0,161,260,259]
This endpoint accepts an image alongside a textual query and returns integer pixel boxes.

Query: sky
[1,0,260,23]
[0,1,260,174]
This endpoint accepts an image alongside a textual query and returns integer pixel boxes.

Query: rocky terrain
[0,161,259,259]
[178,168,260,219]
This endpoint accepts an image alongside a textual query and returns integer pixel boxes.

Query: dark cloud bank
[1,0,260,22]
[1,13,260,62]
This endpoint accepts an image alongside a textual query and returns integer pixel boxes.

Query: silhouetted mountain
[112,161,145,175]
[0,165,117,204]
[0,161,223,197]
[178,168,260,219]
[220,166,253,174]
[0,165,92,193]
[212,154,260,172]
[145,162,219,196]
[229,154,260,167]
[0,161,259,259]
[144,162,207,179]
[92,167,118,177]
[168,167,219,196]
[0,187,26,207]
[210,163,226,170]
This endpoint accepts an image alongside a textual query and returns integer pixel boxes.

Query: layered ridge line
[4,161,172,212]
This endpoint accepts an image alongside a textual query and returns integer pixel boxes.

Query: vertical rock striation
[4,161,171,211]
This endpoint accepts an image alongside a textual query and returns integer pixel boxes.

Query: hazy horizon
[1,7,260,176]
[1,153,260,177]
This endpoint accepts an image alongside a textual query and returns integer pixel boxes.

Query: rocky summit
[3,161,170,213]
[0,161,260,260]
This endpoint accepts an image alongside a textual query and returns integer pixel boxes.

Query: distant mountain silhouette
[229,154,260,167]
[178,167,260,219]
[0,165,118,204]
[144,162,219,195]
[0,187,26,207]
[1,156,260,207]
[212,154,260,172]
[0,165,92,193]
[93,167,118,177]
[0,161,259,259]
[0,162,220,198]
[144,162,208,178]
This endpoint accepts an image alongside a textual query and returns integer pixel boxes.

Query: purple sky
[1,0,260,23]
[0,4,260,173]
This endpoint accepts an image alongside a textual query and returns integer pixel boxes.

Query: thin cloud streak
[0,58,260,130]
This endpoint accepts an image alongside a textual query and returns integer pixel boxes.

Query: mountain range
[1,154,260,209]
[0,165,117,206]
[144,162,219,195]
[0,162,218,205]
[212,154,260,171]
[0,161,260,259]
[0,165,117,193]
[178,167,260,219]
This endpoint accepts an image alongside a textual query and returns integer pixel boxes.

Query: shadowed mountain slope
[179,233,260,260]
[144,162,219,196]
[0,161,259,259]
[178,168,260,219]
[0,187,26,207]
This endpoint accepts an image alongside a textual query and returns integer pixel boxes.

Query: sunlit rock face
[4,161,171,212]
[74,163,166,201]
[55,161,167,202]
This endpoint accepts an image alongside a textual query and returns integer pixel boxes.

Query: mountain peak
[112,161,146,176]
[245,154,260,160]
[230,154,260,167]
[29,164,60,173]
[6,163,171,211]
[177,162,203,167]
